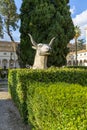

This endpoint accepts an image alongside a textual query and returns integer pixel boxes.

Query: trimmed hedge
[8,68,87,129]
[9,67,87,85]
[8,69,28,123]
[27,82,87,130]
[67,66,87,69]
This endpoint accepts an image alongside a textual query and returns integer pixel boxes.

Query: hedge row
[27,82,87,130]
[67,66,87,69]
[8,68,87,129]
[8,69,28,122]
[9,67,87,85]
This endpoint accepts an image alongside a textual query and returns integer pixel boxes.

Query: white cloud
[1,8,87,43]
[72,10,87,40]
[70,6,75,15]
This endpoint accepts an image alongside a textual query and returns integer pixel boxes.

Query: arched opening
[84,59,87,66]
[84,59,87,63]
[2,59,8,69]
[79,60,82,66]
[77,60,78,66]
[73,60,75,65]
[67,60,71,66]
[9,59,14,68]
[15,60,19,68]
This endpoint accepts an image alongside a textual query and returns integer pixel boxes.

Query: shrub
[27,82,87,130]
[8,67,87,128]
[67,66,87,69]
[8,69,28,123]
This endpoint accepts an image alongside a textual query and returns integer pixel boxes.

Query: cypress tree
[19,0,74,67]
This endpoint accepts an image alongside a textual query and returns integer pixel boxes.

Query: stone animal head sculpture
[28,34,55,69]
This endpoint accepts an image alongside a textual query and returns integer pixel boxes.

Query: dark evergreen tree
[19,0,74,67]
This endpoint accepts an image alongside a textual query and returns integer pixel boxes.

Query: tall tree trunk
[7,24,14,42]
[75,37,77,65]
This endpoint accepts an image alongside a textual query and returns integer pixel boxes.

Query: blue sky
[69,0,87,42]
[1,0,87,42]
[15,0,22,13]
[70,0,87,18]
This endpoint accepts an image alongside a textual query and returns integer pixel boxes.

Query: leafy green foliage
[8,67,87,129]
[8,69,29,123]
[77,39,85,51]
[27,82,87,130]
[19,0,74,67]
[0,15,3,38]
[67,66,87,69]
[0,0,19,41]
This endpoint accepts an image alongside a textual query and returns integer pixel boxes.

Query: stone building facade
[67,50,87,66]
[0,41,20,69]
[67,28,87,66]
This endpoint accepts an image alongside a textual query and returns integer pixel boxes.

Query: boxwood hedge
[8,67,87,129]
[27,82,87,130]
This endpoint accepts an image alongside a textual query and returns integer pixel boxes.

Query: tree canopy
[19,0,75,67]
[0,0,19,41]
[77,39,85,51]
[0,15,3,38]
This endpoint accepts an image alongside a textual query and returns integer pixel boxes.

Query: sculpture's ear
[32,46,37,49]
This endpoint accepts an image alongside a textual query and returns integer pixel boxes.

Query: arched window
[80,60,82,66]
[84,59,87,63]
[15,60,19,68]
[9,59,14,68]
[73,60,75,65]
[67,60,71,65]
[2,59,8,69]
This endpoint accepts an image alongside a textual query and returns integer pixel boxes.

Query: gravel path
[0,82,31,130]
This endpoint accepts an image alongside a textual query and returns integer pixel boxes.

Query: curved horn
[28,34,37,46]
[49,37,55,46]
